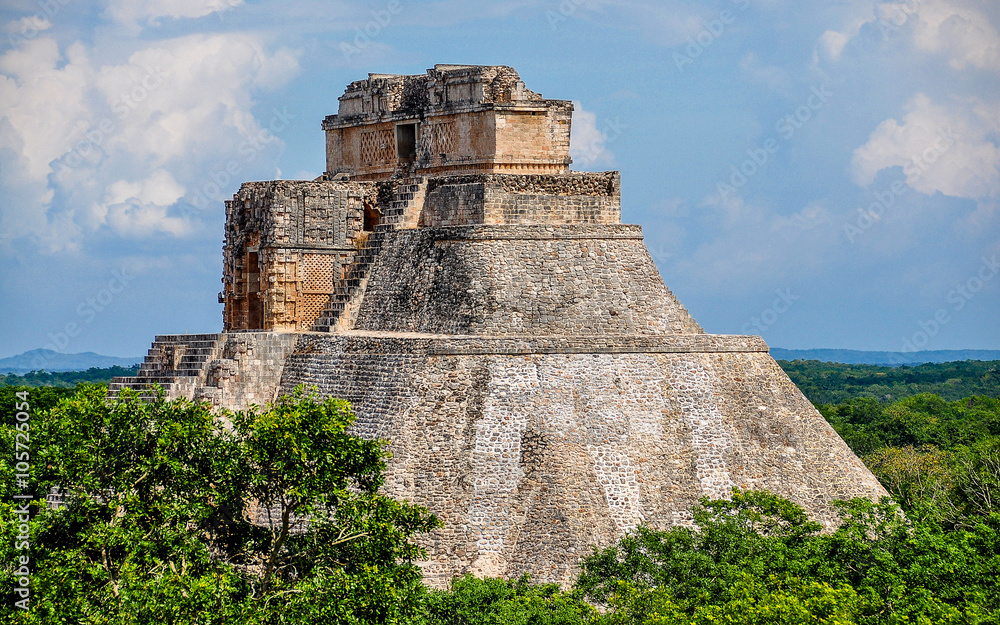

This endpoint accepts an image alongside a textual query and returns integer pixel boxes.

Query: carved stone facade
[221,181,378,331]
[112,65,888,588]
[323,65,572,180]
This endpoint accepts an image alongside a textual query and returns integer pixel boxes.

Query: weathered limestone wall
[352,225,702,336]
[492,107,572,168]
[278,335,887,587]
[323,65,572,180]
[195,332,301,411]
[326,107,572,181]
[222,180,384,331]
[419,172,621,227]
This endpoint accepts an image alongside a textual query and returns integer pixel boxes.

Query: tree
[424,574,594,625]
[0,384,439,624]
[577,491,1000,625]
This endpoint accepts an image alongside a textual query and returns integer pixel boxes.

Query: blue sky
[0,0,998,358]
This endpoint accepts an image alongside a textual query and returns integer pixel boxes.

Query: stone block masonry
[110,332,299,413]
[277,336,884,586]
[352,225,701,336]
[111,63,889,589]
[420,172,621,227]
[323,65,572,180]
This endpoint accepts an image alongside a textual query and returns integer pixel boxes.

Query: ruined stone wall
[222,180,383,331]
[327,111,501,181]
[419,173,621,227]
[194,332,301,410]
[277,335,887,587]
[323,65,572,180]
[416,111,498,174]
[326,107,572,181]
[352,225,702,336]
[492,105,572,166]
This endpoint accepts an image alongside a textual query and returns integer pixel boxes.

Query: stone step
[121,375,177,384]
[108,378,176,396]
[137,368,201,378]
[140,351,216,366]
[144,342,219,356]
[109,334,224,399]
[312,178,425,332]
[153,333,222,343]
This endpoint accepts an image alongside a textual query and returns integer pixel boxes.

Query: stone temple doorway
[396,123,417,163]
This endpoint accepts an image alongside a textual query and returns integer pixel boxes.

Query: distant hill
[1,365,141,388]
[770,348,1000,366]
[0,349,142,374]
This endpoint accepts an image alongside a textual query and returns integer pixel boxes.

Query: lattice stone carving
[360,128,394,164]
[298,253,336,327]
[427,121,456,156]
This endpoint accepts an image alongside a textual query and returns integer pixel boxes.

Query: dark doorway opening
[396,123,417,162]
[363,203,380,231]
[247,251,263,329]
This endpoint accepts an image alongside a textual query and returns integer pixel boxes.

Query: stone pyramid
[113,65,887,587]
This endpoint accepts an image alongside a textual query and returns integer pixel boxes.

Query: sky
[0,0,998,359]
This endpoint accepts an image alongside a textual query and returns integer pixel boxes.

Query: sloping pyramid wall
[276,223,888,587]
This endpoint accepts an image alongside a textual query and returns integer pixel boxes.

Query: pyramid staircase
[108,333,224,399]
[311,176,426,333]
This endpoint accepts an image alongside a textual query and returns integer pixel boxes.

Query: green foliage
[576,491,826,609]
[424,575,594,625]
[600,575,863,625]
[578,492,1000,625]
[820,394,1000,455]
[0,385,439,624]
[5,370,1000,623]
[0,385,76,421]
[777,359,1000,405]
[0,365,139,387]
[813,387,1000,527]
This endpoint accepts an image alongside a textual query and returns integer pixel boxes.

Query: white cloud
[822,0,1000,71]
[105,169,185,207]
[878,0,1000,71]
[570,101,618,170]
[851,93,1000,199]
[0,33,301,251]
[105,199,192,238]
[812,0,875,62]
[818,29,850,60]
[3,15,52,36]
[105,0,245,31]
[669,192,842,296]
[738,51,792,92]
